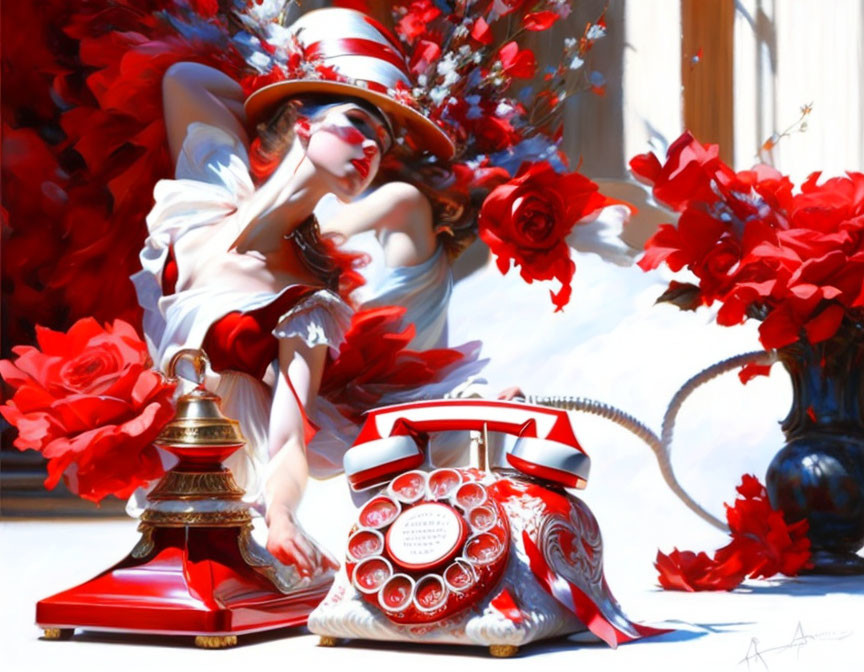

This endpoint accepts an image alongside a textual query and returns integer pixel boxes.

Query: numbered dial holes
[346,468,510,625]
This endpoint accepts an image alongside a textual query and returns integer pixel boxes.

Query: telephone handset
[309,399,667,655]
[344,399,591,491]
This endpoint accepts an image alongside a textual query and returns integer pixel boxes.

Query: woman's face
[301,102,393,201]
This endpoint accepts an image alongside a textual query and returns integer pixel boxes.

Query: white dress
[129,122,352,515]
[129,122,486,514]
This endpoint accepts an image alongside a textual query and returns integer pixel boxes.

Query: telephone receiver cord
[523,349,777,532]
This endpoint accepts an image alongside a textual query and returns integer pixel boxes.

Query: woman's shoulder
[370,181,433,232]
[372,181,430,208]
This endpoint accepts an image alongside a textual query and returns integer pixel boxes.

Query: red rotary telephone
[309,399,667,656]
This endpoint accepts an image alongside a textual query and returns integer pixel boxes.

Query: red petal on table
[655,549,745,592]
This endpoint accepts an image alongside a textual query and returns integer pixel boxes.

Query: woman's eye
[348,116,382,149]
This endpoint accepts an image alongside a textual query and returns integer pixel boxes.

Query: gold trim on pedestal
[140,509,252,528]
[318,636,340,647]
[148,470,245,500]
[489,644,519,658]
[131,524,156,559]
[42,628,74,640]
[157,422,244,446]
[194,635,238,649]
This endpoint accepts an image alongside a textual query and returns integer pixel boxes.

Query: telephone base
[310,475,671,652]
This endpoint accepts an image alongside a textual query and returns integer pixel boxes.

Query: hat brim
[244,79,455,160]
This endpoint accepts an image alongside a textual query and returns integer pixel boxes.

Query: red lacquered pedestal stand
[36,350,334,648]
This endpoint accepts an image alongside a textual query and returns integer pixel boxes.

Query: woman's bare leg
[264,336,337,574]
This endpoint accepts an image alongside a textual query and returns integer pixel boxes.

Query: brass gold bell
[155,349,245,450]
[141,349,251,525]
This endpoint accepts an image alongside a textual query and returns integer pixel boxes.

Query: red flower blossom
[3,3,245,345]
[634,132,864,351]
[655,549,744,592]
[0,318,176,502]
[496,42,537,79]
[472,114,520,153]
[478,162,610,311]
[396,0,441,45]
[523,11,561,32]
[656,475,811,591]
[717,475,812,579]
[409,39,441,76]
[471,17,493,45]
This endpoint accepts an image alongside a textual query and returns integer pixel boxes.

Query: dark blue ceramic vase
[766,324,864,574]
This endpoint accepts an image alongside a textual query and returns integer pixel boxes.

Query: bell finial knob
[156,349,245,451]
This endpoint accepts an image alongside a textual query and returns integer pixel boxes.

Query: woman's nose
[362,143,378,159]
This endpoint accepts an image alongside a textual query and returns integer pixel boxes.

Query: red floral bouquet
[656,475,811,591]
[632,131,864,351]
[0,318,176,502]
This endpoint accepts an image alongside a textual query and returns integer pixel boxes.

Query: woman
[131,9,456,575]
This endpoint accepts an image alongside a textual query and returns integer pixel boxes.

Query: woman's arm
[162,62,249,165]
[264,336,338,574]
[319,181,437,267]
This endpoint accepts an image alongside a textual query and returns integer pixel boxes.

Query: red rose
[478,161,609,311]
[629,132,730,212]
[0,318,175,502]
[470,114,519,153]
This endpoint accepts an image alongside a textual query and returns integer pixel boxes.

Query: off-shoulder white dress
[129,123,485,515]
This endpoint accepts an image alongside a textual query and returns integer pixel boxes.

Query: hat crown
[244,8,455,159]
[289,8,411,95]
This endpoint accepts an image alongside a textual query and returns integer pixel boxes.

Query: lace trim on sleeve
[273,290,353,352]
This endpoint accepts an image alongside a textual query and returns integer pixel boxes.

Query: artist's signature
[740,622,852,670]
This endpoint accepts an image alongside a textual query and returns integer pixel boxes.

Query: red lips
[351,158,370,179]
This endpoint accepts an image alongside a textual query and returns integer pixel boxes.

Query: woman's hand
[498,386,525,401]
[266,503,339,576]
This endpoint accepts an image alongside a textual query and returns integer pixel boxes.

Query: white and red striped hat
[244,8,454,159]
